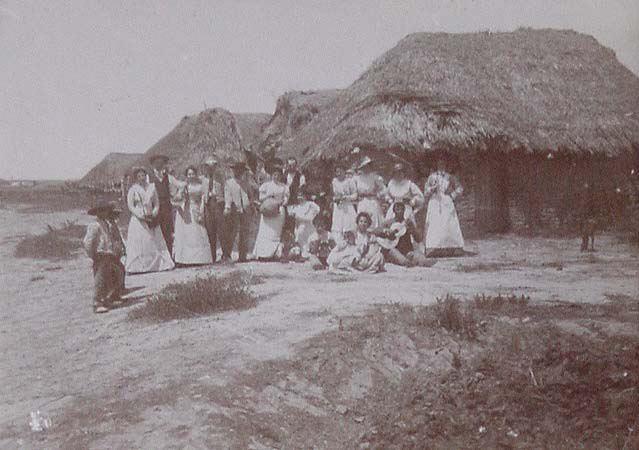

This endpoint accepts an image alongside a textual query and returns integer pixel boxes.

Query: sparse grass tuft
[473,293,530,311]
[434,294,478,340]
[14,221,84,260]
[128,271,258,323]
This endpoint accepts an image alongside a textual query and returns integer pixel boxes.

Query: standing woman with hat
[384,163,424,221]
[148,154,175,254]
[254,166,290,260]
[423,157,465,256]
[125,167,175,273]
[172,165,213,265]
[331,164,358,238]
[354,157,386,229]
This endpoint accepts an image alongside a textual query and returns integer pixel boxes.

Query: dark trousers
[222,206,249,261]
[158,205,174,254]
[92,254,125,306]
[204,201,222,262]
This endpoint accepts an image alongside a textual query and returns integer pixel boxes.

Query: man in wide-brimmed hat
[82,202,126,313]
[221,162,251,262]
[200,157,224,262]
[148,154,175,253]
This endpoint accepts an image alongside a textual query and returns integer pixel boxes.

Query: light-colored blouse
[127,183,160,220]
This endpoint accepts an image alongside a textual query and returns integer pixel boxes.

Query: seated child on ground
[327,230,359,272]
[306,216,337,270]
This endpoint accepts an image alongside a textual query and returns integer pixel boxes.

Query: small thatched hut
[282,29,639,234]
[80,152,143,187]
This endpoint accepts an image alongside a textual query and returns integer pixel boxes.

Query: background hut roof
[138,108,249,173]
[80,152,143,186]
[233,113,271,151]
[257,89,342,158]
[282,29,639,164]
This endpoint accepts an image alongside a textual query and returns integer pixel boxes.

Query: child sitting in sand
[82,203,126,313]
[307,216,337,270]
[327,229,359,272]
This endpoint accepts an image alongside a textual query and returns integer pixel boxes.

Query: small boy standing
[83,203,126,313]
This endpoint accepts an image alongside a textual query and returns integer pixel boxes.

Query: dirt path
[0,206,637,448]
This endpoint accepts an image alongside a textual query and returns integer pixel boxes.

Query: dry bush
[127,271,258,323]
[473,293,530,311]
[434,294,478,340]
[14,221,84,260]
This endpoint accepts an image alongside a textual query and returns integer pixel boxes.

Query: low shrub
[14,221,84,260]
[434,294,478,340]
[128,271,258,323]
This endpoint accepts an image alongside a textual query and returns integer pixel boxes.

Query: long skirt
[357,198,384,229]
[424,195,464,251]
[327,245,359,271]
[173,209,213,265]
[254,209,285,258]
[331,201,357,238]
[125,217,175,274]
[355,244,385,273]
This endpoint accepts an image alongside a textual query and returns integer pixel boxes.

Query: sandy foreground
[0,206,637,448]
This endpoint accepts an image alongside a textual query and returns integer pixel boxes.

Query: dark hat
[149,154,169,164]
[231,162,248,172]
[131,166,147,176]
[88,202,120,216]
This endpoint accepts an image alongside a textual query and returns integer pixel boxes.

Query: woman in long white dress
[254,168,289,260]
[424,159,465,256]
[384,163,424,221]
[331,165,358,238]
[125,167,175,274]
[172,166,213,265]
[355,158,386,229]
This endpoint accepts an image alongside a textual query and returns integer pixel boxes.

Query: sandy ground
[0,205,637,449]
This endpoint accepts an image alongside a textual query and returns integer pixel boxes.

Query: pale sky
[1,0,637,180]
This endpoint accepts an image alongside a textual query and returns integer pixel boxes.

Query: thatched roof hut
[139,108,250,175]
[286,29,638,164]
[282,29,639,233]
[258,89,342,158]
[233,113,271,151]
[80,152,143,187]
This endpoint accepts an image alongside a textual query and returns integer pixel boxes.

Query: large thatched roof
[258,89,342,157]
[283,29,639,164]
[80,152,143,186]
[234,113,271,150]
[139,108,249,174]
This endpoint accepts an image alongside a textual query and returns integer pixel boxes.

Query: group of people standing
[83,151,466,312]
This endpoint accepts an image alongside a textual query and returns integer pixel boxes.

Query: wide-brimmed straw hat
[357,156,373,170]
[202,157,218,166]
[149,154,169,164]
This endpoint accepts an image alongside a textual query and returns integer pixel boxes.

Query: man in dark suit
[201,157,224,262]
[148,154,175,254]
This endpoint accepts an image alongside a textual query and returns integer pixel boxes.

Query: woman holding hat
[330,165,358,238]
[354,157,386,229]
[254,167,289,260]
[124,166,175,274]
[172,166,213,265]
[384,163,424,221]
